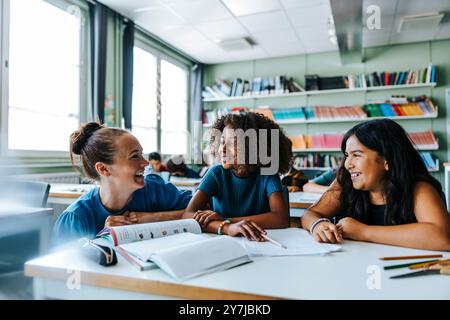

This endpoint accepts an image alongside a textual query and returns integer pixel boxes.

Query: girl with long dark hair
[301,119,450,251]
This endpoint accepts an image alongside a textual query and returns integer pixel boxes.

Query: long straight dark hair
[336,119,442,225]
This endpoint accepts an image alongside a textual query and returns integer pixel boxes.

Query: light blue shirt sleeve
[311,169,335,186]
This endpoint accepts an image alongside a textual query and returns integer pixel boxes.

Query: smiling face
[107,133,149,191]
[344,135,389,192]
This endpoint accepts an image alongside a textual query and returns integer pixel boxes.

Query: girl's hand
[123,211,139,224]
[312,221,343,243]
[105,215,134,227]
[225,220,267,241]
[336,217,367,241]
[192,210,222,227]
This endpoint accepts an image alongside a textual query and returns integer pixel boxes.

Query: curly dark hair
[210,111,292,174]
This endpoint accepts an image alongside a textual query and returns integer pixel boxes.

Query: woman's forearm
[363,223,450,251]
[137,210,185,223]
[302,182,328,193]
[300,210,327,231]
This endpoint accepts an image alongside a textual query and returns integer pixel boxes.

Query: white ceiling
[98,0,450,64]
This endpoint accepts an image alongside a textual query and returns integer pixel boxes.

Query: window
[131,46,157,154]
[161,59,188,155]
[131,38,189,157]
[2,0,86,153]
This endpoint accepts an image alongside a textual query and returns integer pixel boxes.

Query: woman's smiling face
[108,133,149,190]
[344,134,388,192]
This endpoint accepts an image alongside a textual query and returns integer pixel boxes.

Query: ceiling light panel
[221,0,281,17]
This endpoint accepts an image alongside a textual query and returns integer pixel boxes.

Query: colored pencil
[379,254,443,261]
[384,259,439,270]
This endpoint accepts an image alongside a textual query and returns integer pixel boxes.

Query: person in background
[148,152,168,172]
[167,156,201,178]
[52,122,192,243]
[281,167,309,192]
[301,119,450,251]
[302,168,337,193]
[144,151,168,176]
[182,112,292,241]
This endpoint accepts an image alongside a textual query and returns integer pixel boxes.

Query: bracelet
[309,218,331,234]
[217,219,231,235]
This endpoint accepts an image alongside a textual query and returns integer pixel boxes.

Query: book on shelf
[203,65,436,101]
[290,133,344,149]
[272,107,306,122]
[96,219,252,279]
[420,152,439,171]
[202,96,436,126]
[292,153,437,172]
[408,130,438,149]
[289,130,437,151]
[293,154,342,169]
[305,74,319,91]
[290,135,307,150]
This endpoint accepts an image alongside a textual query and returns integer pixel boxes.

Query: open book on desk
[238,228,341,257]
[95,219,252,280]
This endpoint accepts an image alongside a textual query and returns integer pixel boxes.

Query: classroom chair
[0,179,50,299]
[0,179,50,208]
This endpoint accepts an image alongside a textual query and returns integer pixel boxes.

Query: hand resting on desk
[312,221,343,244]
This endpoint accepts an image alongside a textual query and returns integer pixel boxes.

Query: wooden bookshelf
[203,83,437,102]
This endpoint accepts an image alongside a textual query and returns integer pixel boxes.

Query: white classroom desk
[48,180,200,205]
[288,192,322,218]
[168,176,201,192]
[25,239,450,300]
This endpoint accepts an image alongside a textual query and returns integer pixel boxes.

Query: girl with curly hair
[182,112,293,241]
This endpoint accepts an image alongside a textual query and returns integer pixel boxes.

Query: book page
[104,219,202,245]
[151,236,252,280]
[238,228,341,256]
[118,232,208,262]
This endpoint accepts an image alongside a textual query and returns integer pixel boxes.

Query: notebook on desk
[238,228,341,257]
[95,219,252,280]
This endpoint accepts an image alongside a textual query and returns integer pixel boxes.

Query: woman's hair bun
[71,122,104,155]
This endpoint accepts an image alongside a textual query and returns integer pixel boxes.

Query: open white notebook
[237,228,341,256]
[96,219,252,280]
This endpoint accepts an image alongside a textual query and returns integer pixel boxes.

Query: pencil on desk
[379,254,443,261]
[261,234,287,249]
[383,259,439,270]
[409,259,450,270]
